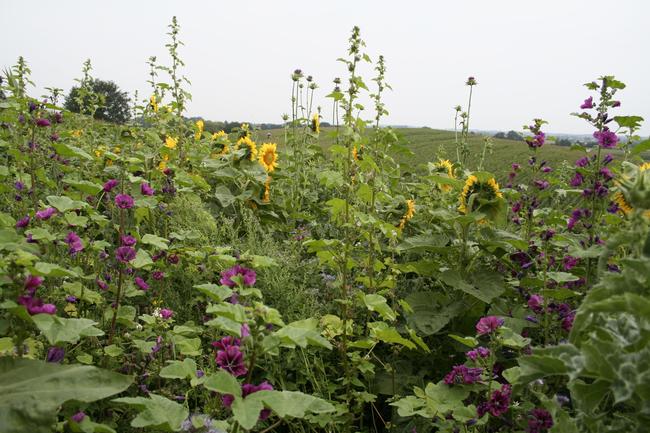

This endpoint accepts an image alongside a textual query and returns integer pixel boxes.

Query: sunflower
[434,159,455,192]
[613,162,650,217]
[165,136,178,149]
[311,113,320,134]
[195,119,204,140]
[149,95,158,113]
[71,129,83,138]
[458,175,503,214]
[158,161,167,171]
[235,136,257,161]
[398,199,416,229]
[239,123,251,139]
[352,144,364,161]
[258,143,278,172]
[263,176,272,203]
[212,130,227,140]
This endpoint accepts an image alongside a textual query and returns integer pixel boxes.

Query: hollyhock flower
[212,336,241,351]
[115,246,136,263]
[512,163,521,171]
[220,265,257,287]
[36,118,51,127]
[160,308,174,320]
[152,271,164,280]
[476,316,504,335]
[14,181,24,191]
[71,411,86,423]
[575,157,589,167]
[96,279,109,291]
[115,194,134,209]
[18,295,56,315]
[103,179,119,192]
[135,277,149,291]
[569,172,584,187]
[121,235,137,246]
[603,153,614,165]
[527,408,553,433]
[595,182,608,197]
[24,275,44,294]
[215,345,247,377]
[527,294,544,314]
[612,100,621,108]
[241,323,251,338]
[35,207,57,220]
[607,201,619,213]
[54,112,63,123]
[65,232,84,254]
[534,179,549,190]
[527,132,545,148]
[488,384,512,416]
[511,201,522,213]
[540,229,555,241]
[167,254,179,265]
[541,166,552,173]
[580,96,593,109]
[467,347,490,361]
[593,129,618,148]
[66,295,78,303]
[141,182,154,196]
[222,381,274,419]
[50,133,59,142]
[46,346,65,363]
[561,312,575,332]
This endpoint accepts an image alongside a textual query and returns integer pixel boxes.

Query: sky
[2,0,649,135]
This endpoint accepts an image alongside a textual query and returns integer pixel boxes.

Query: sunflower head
[165,136,178,149]
[398,199,416,229]
[195,119,204,140]
[262,176,271,203]
[614,162,650,215]
[311,113,320,134]
[149,95,159,113]
[235,136,257,161]
[258,142,279,172]
[432,159,456,192]
[239,123,251,139]
[458,173,505,220]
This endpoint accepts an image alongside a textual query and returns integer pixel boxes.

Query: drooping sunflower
[613,162,650,217]
[458,175,503,214]
[165,136,178,149]
[149,95,158,113]
[311,113,320,134]
[212,130,227,140]
[258,143,279,172]
[263,176,272,203]
[235,136,257,161]
[195,119,204,140]
[433,159,455,192]
[239,123,251,139]
[398,199,416,229]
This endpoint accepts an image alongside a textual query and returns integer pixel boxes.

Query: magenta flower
[611,100,621,108]
[443,365,483,385]
[488,384,512,416]
[222,381,274,420]
[152,271,164,280]
[65,232,84,254]
[160,308,174,320]
[103,179,119,192]
[36,118,51,127]
[115,194,134,209]
[575,157,590,167]
[527,294,544,314]
[46,346,65,363]
[96,279,109,290]
[141,182,154,196]
[220,265,257,287]
[580,96,593,109]
[135,277,149,291]
[569,172,584,187]
[35,207,57,220]
[115,246,136,263]
[215,345,247,377]
[241,323,251,338]
[593,130,618,148]
[212,336,241,351]
[121,235,137,246]
[24,275,44,294]
[527,132,545,149]
[18,295,56,315]
[476,316,504,335]
[71,411,86,423]
[526,408,553,433]
[467,346,490,361]
[599,167,613,181]
[534,179,549,190]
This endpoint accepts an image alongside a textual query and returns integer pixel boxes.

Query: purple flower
[152,271,164,280]
[54,112,63,123]
[35,207,57,220]
[50,133,59,142]
[103,179,119,192]
[212,336,241,351]
[488,384,512,416]
[16,215,30,229]
[612,100,621,108]
[527,294,544,314]
[512,163,521,171]
[71,411,86,423]
[121,235,137,246]
[603,153,614,165]
[527,132,546,149]
[66,295,78,303]
[511,201,522,213]
[541,166,552,173]
[569,172,584,187]
[96,279,109,291]
[593,129,618,149]
[141,182,154,196]
[215,345,247,377]
[65,232,84,254]
[135,277,149,291]
[24,275,44,294]
[14,181,25,191]
[46,347,65,363]
[466,346,490,360]
[534,179,550,190]
[575,157,589,167]
[599,167,613,181]
[115,194,134,209]
[115,246,136,263]
[527,408,553,433]
[222,381,274,420]
[561,313,575,332]
[476,316,504,335]
[241,323,251,338]
[540,229,555,242]
[220,265,257,287]
[36,118,51,127]
[167,254,179,265]
[160,308,174,320]
[196,369,205,378]
[580,96,593,109]
[18,295,56,315]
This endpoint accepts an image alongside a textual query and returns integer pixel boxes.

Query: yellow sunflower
[235,136,257,161]
[258,143,279,172]
[212,130,227,140]
[71,129,83,138]
[311,113,320,134]
[149,95,158,113]
[165,136,178,149]
[195,119,204,140]
[613,162,650,217]
[239,123,251,138]
[434,159,455,192]
[263,176,272,203]
[398,199,416,229]
[458,175,503,214]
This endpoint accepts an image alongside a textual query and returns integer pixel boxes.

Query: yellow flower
[613,162,650,217]
[212,130,227,140]
[71,129,83,138]
[352,145,359,161]
[311,113,320,134]
[158,160,167,171]
[94,146,106,158]
[113,146,121,154]
[149,95,158,113]
[239,123,251,138]
[258,143,279,172]
[263,176,271,203]
[434,159,455,192]
[235,136,257,161]
[458,175,503,214]
[106,159,113,167]
[398,199,416,229]
[162,153,170,161]
[195,119,204,140]
[165,136,178,149]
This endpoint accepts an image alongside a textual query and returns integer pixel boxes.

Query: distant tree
[506,130,524,141]
[64,79,130,123]
[493,132,506,139]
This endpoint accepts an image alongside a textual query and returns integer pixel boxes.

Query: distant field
[257,127,592,180]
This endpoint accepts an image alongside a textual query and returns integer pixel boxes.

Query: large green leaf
[0,358,132,433]
[32,314,104,345]
[113,394,188,431]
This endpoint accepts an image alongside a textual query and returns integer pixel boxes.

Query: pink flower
[35,207,57,220]
[476,316,504,335]
[580,96,593,109]
[103,179,119,192]
[141,182,155,196]
[36,118,51,127]
[115,246,136,263]
[215,345,247,377]
[65,232,84,254]
[212,336,241,351]
[121,235,137,246]
[220,265,257,287]
[527,294,544,314]
[593,129,618,149]
[160,308,174,320]
[24,275,44,294]
[115,194,134,209]
[443,365,483,385]
[135,277,149,291]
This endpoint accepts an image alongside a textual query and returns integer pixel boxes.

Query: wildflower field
[1,18,650,433]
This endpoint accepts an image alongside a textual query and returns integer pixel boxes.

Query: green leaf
[46,195,87,212]
[160,358,197,380]
[232,396,264,430]
[32,262,79,278]
[104,344,124,357]
[26,228,56,242]
[113,394,188,431]
[203,370,242,397]
[62,179,103,195]
[214,185,235,207]
[274,318,332,349]
[547,272,580,283]
[632,138,650,155]
[52,142,93,161]
[440,269,504,304]
[368,322,416,349]
[0,358,132,433]
[194,283,232,302]
[32,314,104,345]
[132,249,153,268]
[362,294,397,321]
[250,390,335,418]
[141,234,169,250]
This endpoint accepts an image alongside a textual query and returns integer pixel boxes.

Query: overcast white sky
[2,0,649,134]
